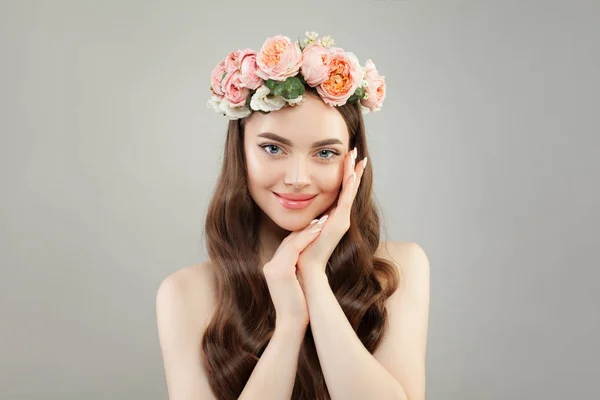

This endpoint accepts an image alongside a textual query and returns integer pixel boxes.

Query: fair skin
[243,92,350,266]
[156,93,430,399]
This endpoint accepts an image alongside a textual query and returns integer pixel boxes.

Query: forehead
[244,94,349,145]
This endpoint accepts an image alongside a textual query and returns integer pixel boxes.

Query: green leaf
[245,91,254,107]
[283,76,305,99]
[297,73,307,86]
[265,79,277,92]
[272,84,284,97]
[264,76,305,100]
[347,86,366,103]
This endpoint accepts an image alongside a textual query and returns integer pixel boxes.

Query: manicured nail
[363,157,368,169]
[353,147,357,159]
[309,219,319,225]
[317,215,329,224]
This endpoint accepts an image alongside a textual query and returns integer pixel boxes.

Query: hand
[262,218,328,328]
[296,147,367,282]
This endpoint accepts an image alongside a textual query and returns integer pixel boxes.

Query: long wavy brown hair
[200,89,400,399]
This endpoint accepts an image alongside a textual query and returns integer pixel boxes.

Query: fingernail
[309,219,319,225]
[364,157,368,169]
[311,226,323,233]
[353,147,357,159]
[317,215,329,224]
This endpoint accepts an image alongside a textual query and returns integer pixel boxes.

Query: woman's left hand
[296,147,368,283]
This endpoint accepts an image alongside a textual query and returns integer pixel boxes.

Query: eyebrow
[257,132,344,148]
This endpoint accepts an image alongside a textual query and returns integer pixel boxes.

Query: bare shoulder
[157,261,218,310]
[155,261,219,399]
[375,241,430,291]
[372,241,430,399]
[156,262,218,332]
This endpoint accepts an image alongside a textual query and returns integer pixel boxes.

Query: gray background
[1,0,598,399]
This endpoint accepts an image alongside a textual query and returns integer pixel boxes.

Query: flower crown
[207,31,386,120]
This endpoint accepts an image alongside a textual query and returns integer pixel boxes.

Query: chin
[269,212,313,232]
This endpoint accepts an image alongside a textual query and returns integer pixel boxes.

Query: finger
[279,223,324,265]
[351,154,368,191]
[277,231,298,253]
[279,216,324,251]
[338,157,366,212]
[343,148,357,189]
[266,216,327,273]
[338,173,357,211]
[319,205,335,220]
[352,156,367,196]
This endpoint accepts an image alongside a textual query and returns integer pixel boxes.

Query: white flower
[218,98,252,119]
[286,95,304,105]
[207,95,223,113]
[285,95,305,107]
[320,35,335,48]
[305,31,318,41]
[250,85,287,112]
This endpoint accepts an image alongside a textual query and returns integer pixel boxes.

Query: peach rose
[316,50,363,106]
[238,48,263,90]
[222,70,250,107]
[300,42,330,87]
[360,59,386,112]
[256,35,302,81]
[210,59,226,98]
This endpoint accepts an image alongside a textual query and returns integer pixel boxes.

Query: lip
[275,192,317,201]
[274,192,317,210]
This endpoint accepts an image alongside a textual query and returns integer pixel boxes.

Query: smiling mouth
[274,193,317,201]
[274,193,317,209]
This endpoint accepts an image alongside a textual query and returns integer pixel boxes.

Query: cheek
[246,150,273,184]
[318,167,345,195]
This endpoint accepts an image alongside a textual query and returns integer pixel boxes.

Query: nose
[283,156,310,188]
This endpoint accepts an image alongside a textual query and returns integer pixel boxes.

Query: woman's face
[243,93,350,232]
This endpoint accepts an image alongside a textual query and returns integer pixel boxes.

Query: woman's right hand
[262,216,328,329]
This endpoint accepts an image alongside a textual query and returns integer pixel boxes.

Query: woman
[156,32,430,400]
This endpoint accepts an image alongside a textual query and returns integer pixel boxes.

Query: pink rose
[361,59,386,112]
[210,59,226,98]
[316,50,363,106]
[328,46,346,56]
[224,50,241,72]
[255,35,302,81]
[222,70,250,107]
[300,42,330,87]
[238,48,263,90]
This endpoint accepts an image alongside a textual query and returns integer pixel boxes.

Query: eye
[317,149,340,161]
[260,144,284,156]
[258,144,340,161]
